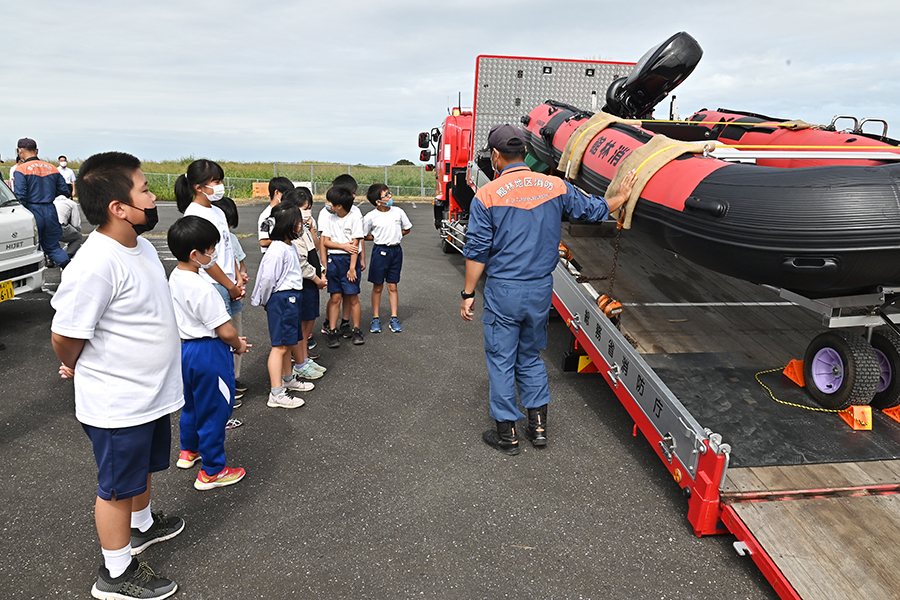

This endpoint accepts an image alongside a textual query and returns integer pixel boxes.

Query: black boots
[482,421,520,455]
[526,405,548,448]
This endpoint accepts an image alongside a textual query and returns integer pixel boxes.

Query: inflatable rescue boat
[523,102,900,297]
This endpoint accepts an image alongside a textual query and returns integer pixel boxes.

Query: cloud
[2,0,899,164]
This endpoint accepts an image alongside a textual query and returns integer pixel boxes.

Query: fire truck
[419,40,900,600]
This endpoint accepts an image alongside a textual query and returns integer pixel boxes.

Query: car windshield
[0,182,18,207]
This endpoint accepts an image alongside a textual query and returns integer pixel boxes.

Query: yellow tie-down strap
[557,112,642,180]
[606,134,707,230]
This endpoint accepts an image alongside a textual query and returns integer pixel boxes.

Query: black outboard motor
[603,32,703,119]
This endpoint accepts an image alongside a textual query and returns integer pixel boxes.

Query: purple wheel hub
[875,348,892,393]
[811,347,844,394]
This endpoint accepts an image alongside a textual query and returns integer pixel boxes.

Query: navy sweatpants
[180,337,234,476]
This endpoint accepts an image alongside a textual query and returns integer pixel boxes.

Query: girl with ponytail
[175,160,247,315]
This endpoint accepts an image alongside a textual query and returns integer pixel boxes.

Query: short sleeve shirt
[50,231,184,428]
[169,268,231,340]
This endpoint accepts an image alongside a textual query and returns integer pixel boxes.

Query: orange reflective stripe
[20,160,59,177]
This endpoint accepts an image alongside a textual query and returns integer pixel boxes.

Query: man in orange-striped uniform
[460,124,636,455]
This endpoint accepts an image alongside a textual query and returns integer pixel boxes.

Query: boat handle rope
[754,366,870,427]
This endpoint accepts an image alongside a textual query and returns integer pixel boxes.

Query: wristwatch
[461,290,475,299]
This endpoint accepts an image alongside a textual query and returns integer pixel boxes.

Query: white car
[0,182,45,303]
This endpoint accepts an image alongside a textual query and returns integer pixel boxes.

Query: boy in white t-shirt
[320,185,365,347]
[257,176,293,254]
[51,152,183,600]
[363,184,412,333]
[167,216,249,491]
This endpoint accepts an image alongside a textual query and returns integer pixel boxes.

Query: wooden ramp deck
[723,461,900,600]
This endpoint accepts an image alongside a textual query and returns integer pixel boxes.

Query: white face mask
[204,183,225,202]
[196,249,218,270]
[59,161,67,168]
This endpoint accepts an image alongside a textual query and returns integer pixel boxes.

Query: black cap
[487,124,525,153]
[16,137,37,150]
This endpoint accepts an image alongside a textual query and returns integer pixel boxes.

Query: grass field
[2,158,439,201]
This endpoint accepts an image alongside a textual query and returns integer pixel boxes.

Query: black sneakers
[340,319,352,339]
[351,327,365,345]
[92,558,177,599]
[130,512,185,555]
[482,421,520,455]
[327,328,341,348]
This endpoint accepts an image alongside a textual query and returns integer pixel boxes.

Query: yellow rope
[754,366,869,426]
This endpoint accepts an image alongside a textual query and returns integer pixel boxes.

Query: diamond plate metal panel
[473,56,634,154]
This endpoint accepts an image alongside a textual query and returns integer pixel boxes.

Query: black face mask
[125,206,159,235]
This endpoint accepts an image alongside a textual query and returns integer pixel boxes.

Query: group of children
[49,153,412,599]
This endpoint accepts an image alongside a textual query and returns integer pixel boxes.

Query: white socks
[131,503,153,533]
[102,544,133,578]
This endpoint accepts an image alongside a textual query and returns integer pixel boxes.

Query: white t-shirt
[320,208,364,255]
[363,207,412,246]
[257,204,274,254]
[58,166,76,186]
[54,195,82,229]
[50,231,184,428]
[169,268,231,340]
[184,202,236,284]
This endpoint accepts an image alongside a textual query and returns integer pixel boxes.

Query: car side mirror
[420,150,432,161]
[418,132,430,149]
[425,164,435,172]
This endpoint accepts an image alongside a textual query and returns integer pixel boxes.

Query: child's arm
[347,239,360,282]
[321,236,359,254]
[401,229,411,236]
[215,321,250,354]
[52,332,85,376]
[359,239,366,271]
[207,262,244,300]
[238,259,249,285]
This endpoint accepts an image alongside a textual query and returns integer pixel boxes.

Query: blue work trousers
[482,274,553,422]
[180,338,234,476]
[26,202,69,266]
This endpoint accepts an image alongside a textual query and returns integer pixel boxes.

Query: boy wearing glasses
[362,184,412,333]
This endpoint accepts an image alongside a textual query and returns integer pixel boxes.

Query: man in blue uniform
[460,124,636,455]
[14,137,72,268]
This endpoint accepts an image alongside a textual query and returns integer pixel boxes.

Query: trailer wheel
[802,331,879,410]
[870,328,900,409]
[441,237,454,254]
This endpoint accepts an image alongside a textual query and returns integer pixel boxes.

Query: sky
[2,0,899,166]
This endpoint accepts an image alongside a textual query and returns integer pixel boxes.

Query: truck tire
[802,331,879,410]
[870,328,900,409]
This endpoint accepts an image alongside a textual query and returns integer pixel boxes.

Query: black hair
[326,185,355,212]
[281,186,313,210]
[212,196,239,228]
[497,149,526,162]
[76,151,142,226]
[174,159,225,213]
[331,173,358,194]
[58,155,67,161]
[167,215,221,262]
[366,183,390,206]
[268,176,294,200]
[269,203,302,243]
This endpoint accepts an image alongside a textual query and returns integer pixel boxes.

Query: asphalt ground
[0,201,777,599]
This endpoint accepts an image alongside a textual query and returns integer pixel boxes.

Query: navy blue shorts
[300,282,320,321]
[367,244,403,285]
[326,254,361,296]
[267,289,303,346]
[82,414,172,501]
